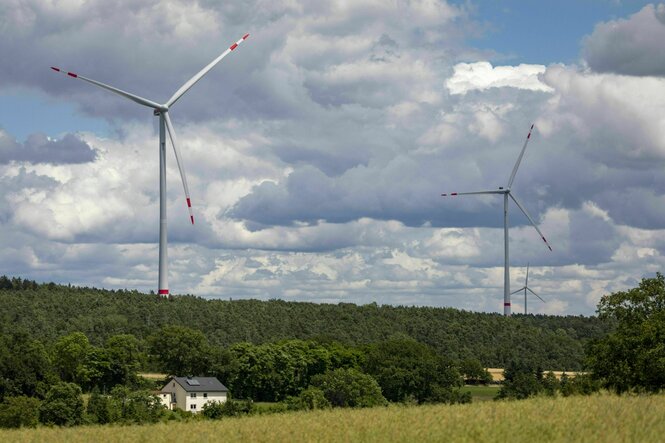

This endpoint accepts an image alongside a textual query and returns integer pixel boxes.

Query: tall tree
[587,273,665,393]
[148,325,211,376]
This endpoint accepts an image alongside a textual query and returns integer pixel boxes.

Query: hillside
[0,277,609,370]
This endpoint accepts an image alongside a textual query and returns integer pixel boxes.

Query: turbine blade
[50,67,162,109]
[510,287,526,295]
[527,287,546,303]
[525,263,530,286]
[509,193,552,251]
[163,112,194,225]
[507,124,534,188]
[166,33,250,107]
[441,189,504,197]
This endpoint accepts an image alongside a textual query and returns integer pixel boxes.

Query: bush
[111,386,164,424]
[311,368,387,408]
[202,399,254,419]
[39,382,84,426]
[285,387,331,411]
[0,396,41,428]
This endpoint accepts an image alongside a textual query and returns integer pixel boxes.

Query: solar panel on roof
[186,378,200,386]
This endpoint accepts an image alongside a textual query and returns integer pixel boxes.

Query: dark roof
[164,377,229,393]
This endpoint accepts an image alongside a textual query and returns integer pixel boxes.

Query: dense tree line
[0,276,609,370]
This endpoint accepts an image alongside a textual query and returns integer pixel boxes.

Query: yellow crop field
[2,393,663,443]
[486,368,581,382]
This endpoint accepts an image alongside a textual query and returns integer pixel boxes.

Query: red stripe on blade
[51,67,60,72]
[451,192,458,196]
[158,289,169,295]
[230,43,238,50]
[243,33,250,39]
[186,198,191,208]
[530,124,534,130]
[527,133,531,139]
[190,216,194,225]
[67,72,77,78]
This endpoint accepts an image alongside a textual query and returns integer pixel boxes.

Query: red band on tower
[158,289,169,295]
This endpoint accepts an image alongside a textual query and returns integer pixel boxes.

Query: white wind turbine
[51,33,250,297]
[511,263,545,315]
[441,124,552,316]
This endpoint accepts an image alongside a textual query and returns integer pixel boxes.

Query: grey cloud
[0,131,96,164]
[583,4,665,76]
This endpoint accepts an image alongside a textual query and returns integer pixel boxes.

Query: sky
[2,0,665,316]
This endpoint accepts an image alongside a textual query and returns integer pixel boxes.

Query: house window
[172,383,175,387]
[190,404,196,410]
[203,393,207,398]
[191,393,197,398]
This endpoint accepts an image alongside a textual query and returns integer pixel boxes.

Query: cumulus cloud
[446,62,554,95]
[583,3,665,76]
[1,1,664,315]
[0,130,96,164]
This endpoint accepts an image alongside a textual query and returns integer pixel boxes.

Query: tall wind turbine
[51,34,250,297]
[511,263,545,315]
[441,124,552,316]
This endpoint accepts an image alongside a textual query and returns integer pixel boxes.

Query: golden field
[2,392,663,443]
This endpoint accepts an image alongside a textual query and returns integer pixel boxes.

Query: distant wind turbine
[511,263,545,315]
[441,124,552,316]
[51,34,250,297]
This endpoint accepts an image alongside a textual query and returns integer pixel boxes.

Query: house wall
[160,379,189,411]
[184,392,227,413]
[160,378,228,413]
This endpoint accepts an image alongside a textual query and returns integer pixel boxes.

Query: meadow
[2,392,662,443]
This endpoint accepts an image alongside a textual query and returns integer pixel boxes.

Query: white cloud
[446,62,554,95]
[1,1,664,315]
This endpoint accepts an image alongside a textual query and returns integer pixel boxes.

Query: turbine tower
[511,263,545,315]
[51,34,250,297]
[441,124,552,316]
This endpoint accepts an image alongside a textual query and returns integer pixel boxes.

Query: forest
[3,274,647,428]
[0,276,609,370]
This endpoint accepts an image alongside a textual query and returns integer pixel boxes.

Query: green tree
[105,334,144,387]
[148,326,211,376]
[52,332,111,390]
[0,396,41,428]
[39,382,84,426]
[587,273,665,393]
[311,368,386,408]
[363,339,463,404]
[459,358,492,385]
[86,388,117,424]
[496,361,543,400]
[542,371,559,396]
[0,332,54,400]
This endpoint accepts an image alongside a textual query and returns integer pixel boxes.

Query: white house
[159,376,229,413]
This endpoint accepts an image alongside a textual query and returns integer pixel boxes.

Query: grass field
[461,384,500,401]
[2,393,663,443]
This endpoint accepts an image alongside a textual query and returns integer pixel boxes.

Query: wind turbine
[51,34,250,297]
[511,263,545,315]
[441,124,552,316]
